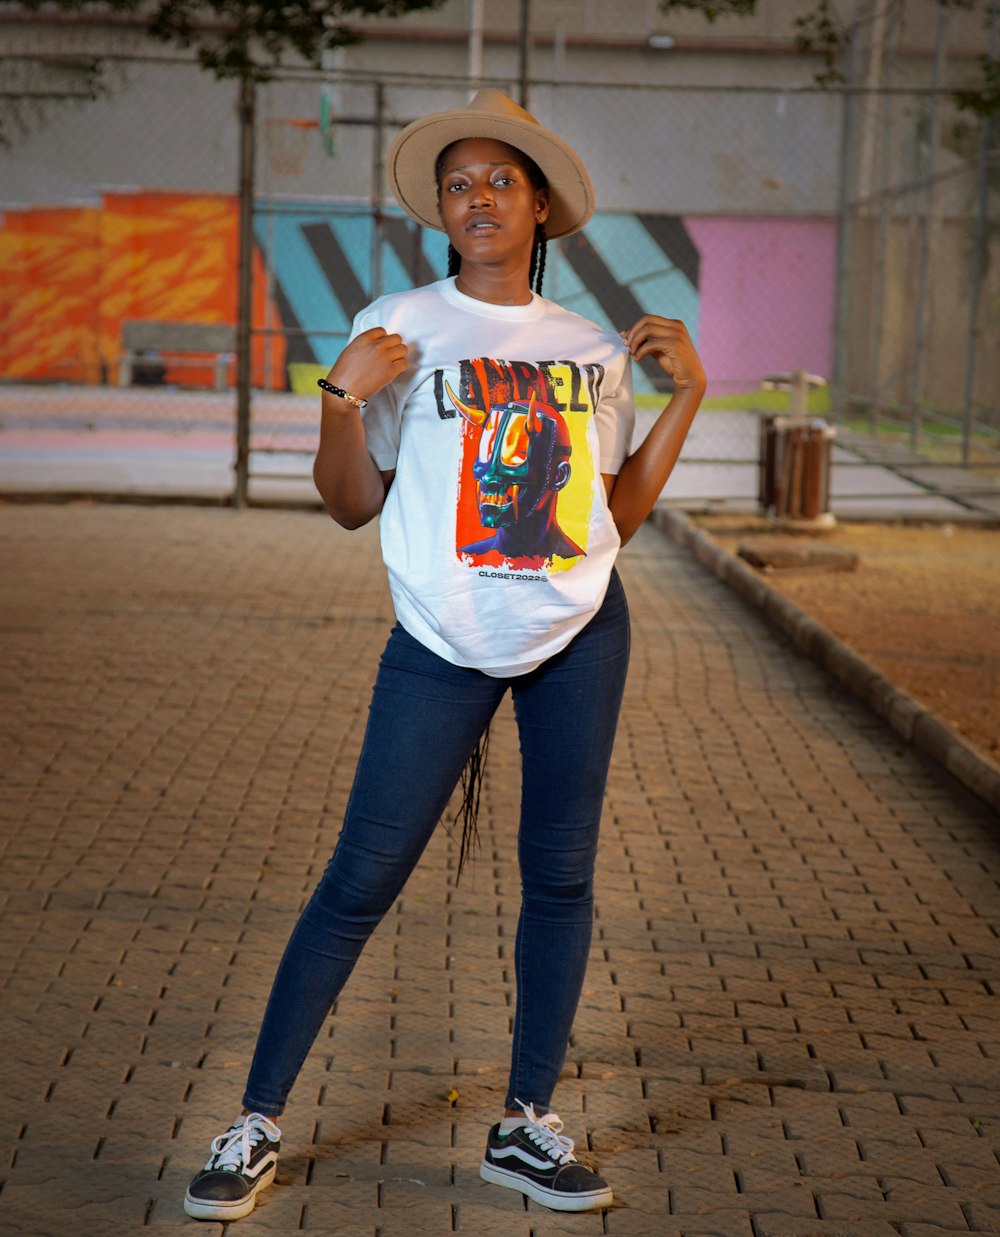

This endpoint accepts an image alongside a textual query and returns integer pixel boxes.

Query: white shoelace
[517,1100,577,1165]
[207,1114,280,1173]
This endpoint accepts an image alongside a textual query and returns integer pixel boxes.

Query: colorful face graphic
[471,398,570,529]
[446,380,583,564]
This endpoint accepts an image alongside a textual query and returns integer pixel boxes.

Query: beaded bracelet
[317,379,367,409]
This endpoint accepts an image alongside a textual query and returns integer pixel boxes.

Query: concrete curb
[651,507,1000,817]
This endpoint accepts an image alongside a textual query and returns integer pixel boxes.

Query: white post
[468,0,484,92]
[518,0,531,109]
[791,369,808,420]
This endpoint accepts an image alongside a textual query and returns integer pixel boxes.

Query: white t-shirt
[351,277,634,676]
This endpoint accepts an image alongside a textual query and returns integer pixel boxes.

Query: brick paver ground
[1,505,997,1237]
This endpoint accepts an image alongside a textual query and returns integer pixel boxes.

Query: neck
[454,260,534,307]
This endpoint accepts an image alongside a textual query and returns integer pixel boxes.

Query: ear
[535,187,550,226]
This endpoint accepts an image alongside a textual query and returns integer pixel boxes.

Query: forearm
[609,382,704,545]
[312,392,388,529]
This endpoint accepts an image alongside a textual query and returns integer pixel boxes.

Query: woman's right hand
[315,325,404,527]
[326,327,409,403]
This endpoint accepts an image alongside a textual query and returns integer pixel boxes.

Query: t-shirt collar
[437,276,545,322]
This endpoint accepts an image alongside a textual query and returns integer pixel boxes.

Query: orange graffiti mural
[0,191,285,389]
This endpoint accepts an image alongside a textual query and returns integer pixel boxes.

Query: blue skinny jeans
[243,570,630,1117]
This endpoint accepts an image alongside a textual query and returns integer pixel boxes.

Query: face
[437,137,549,271]
[470,402,570,529]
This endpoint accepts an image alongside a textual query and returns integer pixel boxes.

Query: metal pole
[260,83,275,393]
[518,0,531,109]
[856,0,889,205]
[468,0,484,92]
[961,1,998,465]
[370,81,385,300]
[866,13,897,438]
[909,3,948,451]
[234,74,255,510]
[831,0,866,420]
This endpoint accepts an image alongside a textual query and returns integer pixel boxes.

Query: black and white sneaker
[183,1112,281,1221]
[480,1101,613,1212]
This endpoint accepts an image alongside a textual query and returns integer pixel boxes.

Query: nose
[469,180,495,208]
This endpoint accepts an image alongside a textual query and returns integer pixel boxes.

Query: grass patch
[841,415,1000,466]
[842,415,962,439]
[634,388,832,414]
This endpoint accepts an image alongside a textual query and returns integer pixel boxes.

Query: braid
[447,243,461,278]
[454,724,490,883]
[532,226,548,295]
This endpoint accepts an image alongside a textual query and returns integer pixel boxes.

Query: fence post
[790,369,808,418]
[867,14,898,439]
[370,81,385,301]
[832,1,867,420]
[519,0,532,109]
[909,3,948,451]
[233,74,255,510]
[962,1,998,465]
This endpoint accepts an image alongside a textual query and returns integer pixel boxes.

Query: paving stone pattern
[1,505,998,1237]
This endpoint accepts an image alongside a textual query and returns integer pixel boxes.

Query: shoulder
[538,297,630,365]
[356,280,447,331]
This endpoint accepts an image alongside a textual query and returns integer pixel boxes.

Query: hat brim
[387,107,594,240]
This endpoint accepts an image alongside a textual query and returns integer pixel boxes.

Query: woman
[184,88,704,1222]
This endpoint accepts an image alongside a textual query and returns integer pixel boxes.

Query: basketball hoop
[264,117,316,178]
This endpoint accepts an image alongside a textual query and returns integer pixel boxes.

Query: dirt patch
[694,516,1000,764]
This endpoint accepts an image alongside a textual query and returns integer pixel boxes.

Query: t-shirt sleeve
[347,305,401,471]
[595,350,635,475]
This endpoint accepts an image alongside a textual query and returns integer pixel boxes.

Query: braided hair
[446,226,546,295]
[528,224,547,295]
[437,142,549,296]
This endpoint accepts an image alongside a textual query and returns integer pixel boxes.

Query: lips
[467,214,499,233]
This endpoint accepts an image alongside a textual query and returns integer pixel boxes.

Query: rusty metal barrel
[759,415,836,528]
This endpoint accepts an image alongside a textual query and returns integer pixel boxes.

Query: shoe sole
[480,1160,613,1212]
[183,1163,276,1221]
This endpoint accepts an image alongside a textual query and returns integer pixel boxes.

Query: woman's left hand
[621,315,706,393]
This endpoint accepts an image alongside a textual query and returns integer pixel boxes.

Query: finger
[621,314,665,336]
[621,315,680,343]
[632,342,676,368]
[622,320,686,354]
[625,330,681,361]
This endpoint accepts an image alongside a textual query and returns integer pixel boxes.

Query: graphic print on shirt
[443,357,606,574]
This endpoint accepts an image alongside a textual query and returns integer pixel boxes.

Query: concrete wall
[2,2,993,413]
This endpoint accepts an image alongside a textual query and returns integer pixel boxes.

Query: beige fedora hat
[387,88,594,240]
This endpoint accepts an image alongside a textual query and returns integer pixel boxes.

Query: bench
[119,320,235,391]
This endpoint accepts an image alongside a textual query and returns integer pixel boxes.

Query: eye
[501,418,529,465]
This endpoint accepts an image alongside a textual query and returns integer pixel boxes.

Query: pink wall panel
[685,217,837,397]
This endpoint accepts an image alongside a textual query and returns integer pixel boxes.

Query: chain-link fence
[253,71,842,390]
[835,9,1000,476]
[250,70,848,506]
[2,47,997,510]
